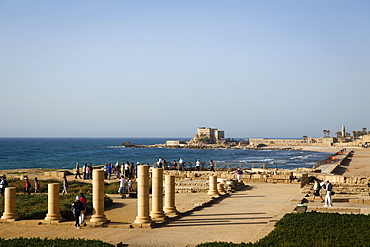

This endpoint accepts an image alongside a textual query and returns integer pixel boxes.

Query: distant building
[190,127,225,144]
[249,137,337,147]
[165,140,187,147]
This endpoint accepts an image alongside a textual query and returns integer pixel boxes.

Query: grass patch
[196,212,370,247]
[0,179,114,220]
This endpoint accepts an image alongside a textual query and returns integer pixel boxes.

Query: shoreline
[0,145,346,173]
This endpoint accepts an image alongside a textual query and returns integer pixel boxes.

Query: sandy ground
[342,148,370,177]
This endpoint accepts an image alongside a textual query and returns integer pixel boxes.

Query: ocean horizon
[0,137,332,171]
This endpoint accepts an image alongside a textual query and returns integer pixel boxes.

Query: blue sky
[1,1,369,138]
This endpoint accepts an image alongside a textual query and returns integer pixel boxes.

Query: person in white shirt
[195,159,201,171]
[118,175,127,199]
[179,158,184,171]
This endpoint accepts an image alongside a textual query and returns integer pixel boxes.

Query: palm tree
[322,130,330,137]
[322,130,327,137]
[335,131,342,138]
[302,136,308,143]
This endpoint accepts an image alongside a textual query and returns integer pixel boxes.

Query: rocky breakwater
[121,141,253,149]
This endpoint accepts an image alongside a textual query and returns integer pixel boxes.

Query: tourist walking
[120,163,125,178]
[88,163,93,179]
[209,160,215,172]
[82,164,87,180]
[236,168,243,182]
[195,159,201,171]
[103,164,107,179]
[71,196,85,229]
[116,163,121,178]
[0,175,8,195]
[173,160,177,170]
[78,193,87,225]
[157,157,163,168]
[179,158,184,171]
[107,163,112,180]
[34,177,41,194]
[124,162,130,177]
[324,179,333,207]
[118,175,127,199]
[312,178,324,202]
[62,175,68,194]
[24,176,31,195]
[75,163,82,179]
[85,164,90,180]
[127,177,132,195]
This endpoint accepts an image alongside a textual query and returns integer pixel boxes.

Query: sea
[0,138,333,171]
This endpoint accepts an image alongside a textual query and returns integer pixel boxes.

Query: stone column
[90,169,108,223]
[207,175,220,197]
[150,168,166,221]
[44,183,63,221]
[1,187,19,220]
[134,165,154,226]
[163,175,178,215]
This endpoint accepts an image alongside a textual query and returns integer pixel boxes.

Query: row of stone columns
[1,168,217,225]
[133,165,179,227]
[1,169,109,223]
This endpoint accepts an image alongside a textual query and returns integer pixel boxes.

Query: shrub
[0,237,113,247]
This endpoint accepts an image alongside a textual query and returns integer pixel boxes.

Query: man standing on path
[75,163,82,179]
[236,167,243,182]
[82,164,87,180]
[195,159,201,171]
[324,179,333,207]
[72,196,85,229]
[118,175,127,199]
[107,163,112,180]
[62,174,68,194]
[209,160,215,172]
[179,158,184,171]
[312,178,324,202]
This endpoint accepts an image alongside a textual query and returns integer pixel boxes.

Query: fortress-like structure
[165,127,227,147]
[189,127,225,145]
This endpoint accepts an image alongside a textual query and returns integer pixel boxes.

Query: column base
[164,207,179,215]
[134,216,154,225]
[132,222,154,228]
[90,214,108,223]
[150,211,167,221]
[207,190,220,197]
[44,213,64,222]
[1,212,19,220]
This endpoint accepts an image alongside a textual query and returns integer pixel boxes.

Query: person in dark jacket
[72,196,85,229]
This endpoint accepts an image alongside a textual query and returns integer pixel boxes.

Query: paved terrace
[0,183,300,246]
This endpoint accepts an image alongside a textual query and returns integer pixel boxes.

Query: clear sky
[1,1,369,138]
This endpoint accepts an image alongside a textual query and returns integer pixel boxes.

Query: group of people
[22,176,41,195]
[312,178,334,207]
[169,158,216,172]
[104,161,136,180]
[118,175,132,199]
[75,163,93,180]
[1,175,42,196]
[71,193,88,229]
